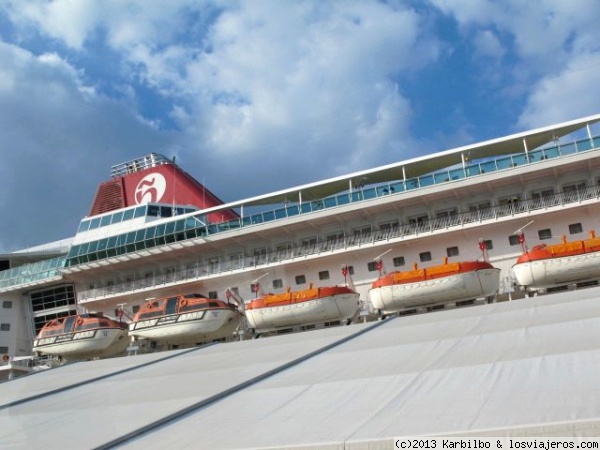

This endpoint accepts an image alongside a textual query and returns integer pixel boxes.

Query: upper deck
[2,114,600,292]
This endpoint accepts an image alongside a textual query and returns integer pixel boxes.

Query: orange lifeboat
[32,313,129,359]
[128,293,242,344]
[245,283,360,334]
[512,231,600,289]
[369,256,500,314]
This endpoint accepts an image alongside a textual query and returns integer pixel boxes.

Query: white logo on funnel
[134,173,167,204]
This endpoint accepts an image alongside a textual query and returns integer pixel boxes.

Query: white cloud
[473,29,504,59]
[0,40,171,250]
[5,2,440,179]
[7,0,103,48]
[7,1,600,251]
[518,52,600,128]
[175,2,438,180]
[429,0,600,130]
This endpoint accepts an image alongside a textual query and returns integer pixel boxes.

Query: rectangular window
[379,221,399,231]
[531,188,555,199]
[483,240,493,250]
[367,262,379,272]
[2,301,12,309]
[353,226,372,237]
[275,242,293,252]
[563,181,587,193]
[346,265,355,276]
[208,291,218,299]
[301,237,317,247]
[446,246,459,257]
[326,232,344,243]
[469,202,491,212]
[0,323,10,331]
[436,208,457,219]
[409,214,429,227]
[229,253,243,269]
[318,270,330,280]
[0,346,8,354]
[538,229,552,240]
[569,223,583,235]
[508,235,521,246]
[393,256,405,267]
[273,279,283,289]
[295,275,306,285]
[498,195,521,206]
[420,251,432,262]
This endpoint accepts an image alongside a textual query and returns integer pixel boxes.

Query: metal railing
[78,185,600,302]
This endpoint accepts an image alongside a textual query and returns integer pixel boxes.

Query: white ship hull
[129,308,242,344]
[245,293,360,333]
[512,251,600,290]
[33,328,129,359]
[370,268,501,313]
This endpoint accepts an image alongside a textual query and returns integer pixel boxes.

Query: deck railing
[65,135,600,269]
[2,135,599,293]
[77,185,600,302]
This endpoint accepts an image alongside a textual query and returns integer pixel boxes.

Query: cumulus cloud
[518,53,600,128]
[2,0,600,252]
[473,29,504,59]
[0,40,171,250]
[429,0,600,130]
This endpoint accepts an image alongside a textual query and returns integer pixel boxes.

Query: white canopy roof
[1,287,600,449]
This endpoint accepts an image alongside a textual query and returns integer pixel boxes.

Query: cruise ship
[2,114,600,366]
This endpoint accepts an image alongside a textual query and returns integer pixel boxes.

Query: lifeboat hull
[245,292,360,333]
[33,327,129,359]
[129,308,242,344]
[512,251,600,290]
[370,268,500,313]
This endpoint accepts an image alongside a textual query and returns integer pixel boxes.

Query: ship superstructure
[2,114,600,359]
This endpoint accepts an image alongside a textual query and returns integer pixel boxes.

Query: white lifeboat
[512,230,600,290]
[128,293,242,345]
[369,254,500,314]
[33,313,129,359]
[245,281,360,334]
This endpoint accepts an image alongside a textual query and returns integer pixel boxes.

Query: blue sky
[2,0,600,251]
